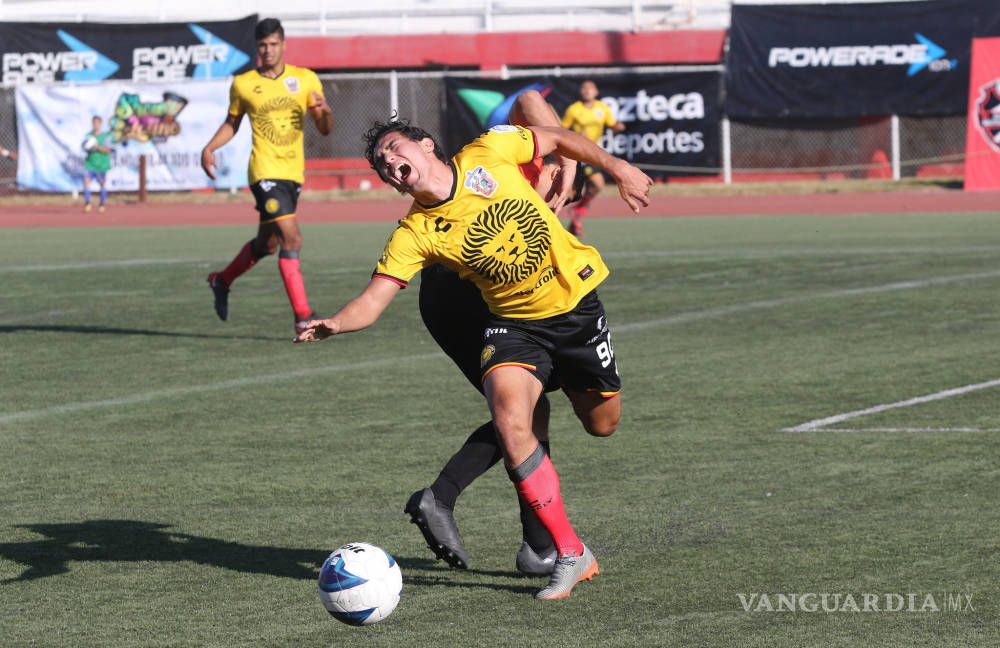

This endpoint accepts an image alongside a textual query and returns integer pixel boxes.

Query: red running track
[1,189,997,228]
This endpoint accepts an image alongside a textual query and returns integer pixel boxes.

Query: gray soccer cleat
[534,544,598,600]
[516,540,557,576]
[404,488,469,569]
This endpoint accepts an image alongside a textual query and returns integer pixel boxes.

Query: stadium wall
[283,29,727,71]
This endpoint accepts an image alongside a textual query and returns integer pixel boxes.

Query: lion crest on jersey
[258,95,304,146]
[461,198,550,285]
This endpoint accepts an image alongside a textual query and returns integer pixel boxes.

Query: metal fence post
[890,114,901,181]
[390,70,399,119]
[722,114,732,184]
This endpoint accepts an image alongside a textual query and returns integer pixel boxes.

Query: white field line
[601,246,1000,260]
[0,258,210,273]
[783,378,1000,432]
[805,427,1000,434]
[5,269,1000,426]
[614,269,1000,333]
[0,353,441,426]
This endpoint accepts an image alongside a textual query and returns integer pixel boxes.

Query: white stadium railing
[0,0,733,33]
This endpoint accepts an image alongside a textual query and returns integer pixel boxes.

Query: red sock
[220,240,258,287]
[509,446,584,557]
[278,253,311,320]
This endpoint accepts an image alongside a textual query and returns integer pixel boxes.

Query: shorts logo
[484,327,507,337]
[265,198,280,214]
[464,166,498,198]
[462,198,550,285]
[284,76,300,94]
[259,180,276,192]
[578,264,594,280]
[480,344,496,367]
[974,79,1000,152]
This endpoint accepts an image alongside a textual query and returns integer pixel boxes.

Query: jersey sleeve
[304,69,325,106]
[560,104,575,129]
[602,101,617,127]
[227,78,243,117]
[478,125,537,167]
[372,223,430,288]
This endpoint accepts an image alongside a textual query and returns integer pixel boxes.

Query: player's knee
[251,239,275,258]
[586,419,618,437]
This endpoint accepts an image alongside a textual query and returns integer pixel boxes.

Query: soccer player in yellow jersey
[294,113,652,600]
[560,80,625,236]
[200,18,333,334]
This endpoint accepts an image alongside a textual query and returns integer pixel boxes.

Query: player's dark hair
[540,155,588,205]
[363,115,448,182]
[255,18,284,41]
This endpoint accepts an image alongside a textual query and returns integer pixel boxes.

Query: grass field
[2,211,999,647]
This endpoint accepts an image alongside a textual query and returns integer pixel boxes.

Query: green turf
[2,212,998,647]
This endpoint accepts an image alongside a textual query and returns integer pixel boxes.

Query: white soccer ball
[318,542,402,626]
[82,134,98,152]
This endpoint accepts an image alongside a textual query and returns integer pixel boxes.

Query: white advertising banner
[15,78,251,192]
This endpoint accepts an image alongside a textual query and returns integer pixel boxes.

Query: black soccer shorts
[419,264,562,395]
[479,290,621,397]
[250,179,301,224]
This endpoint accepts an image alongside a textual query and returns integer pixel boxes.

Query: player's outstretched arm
[510,90,576,210]
[530,125,652,213]
[293,276,401,342]
[200,113,241,180]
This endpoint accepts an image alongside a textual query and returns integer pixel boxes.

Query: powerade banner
[0,15,255,85]
[16,79,251,192]
[964,37,1000,191]
[726,0,1000,118]
[443,73,721,177]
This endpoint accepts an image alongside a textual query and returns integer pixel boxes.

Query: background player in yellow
[560,79,625,236]
[295,115,651,600]
[200,17,333,334]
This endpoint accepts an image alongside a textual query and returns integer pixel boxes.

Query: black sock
[430,421,502,509]
[518,439,555,552]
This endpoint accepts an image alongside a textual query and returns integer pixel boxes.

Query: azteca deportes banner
[0,15,256,85]
[16,79,251,192]
[443,73,721,177]
[726,0,1000,118]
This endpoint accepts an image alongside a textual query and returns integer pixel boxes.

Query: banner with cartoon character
[0,15,255,85]
[16,79,251,192]
[443,73,721,178]
[965,37,1000,191]
[726,0,1000,118]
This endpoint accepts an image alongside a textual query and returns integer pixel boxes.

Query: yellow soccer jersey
[373,125,609,320]
[561,100,617,144]
[228,64,324,184]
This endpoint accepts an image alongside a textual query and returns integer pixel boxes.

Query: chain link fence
[0,68,969,198]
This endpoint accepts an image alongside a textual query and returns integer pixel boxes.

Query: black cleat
[207,272,229,321]
[404,488,468,569]
[516,540,557,576]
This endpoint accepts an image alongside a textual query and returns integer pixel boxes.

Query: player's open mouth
[396,163,411,183]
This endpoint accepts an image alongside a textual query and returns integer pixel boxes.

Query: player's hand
[292,318,339,343]
[308,91,331,115]
[611,161,653,213]
[546,156,577,211]
[201,147,218,180]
